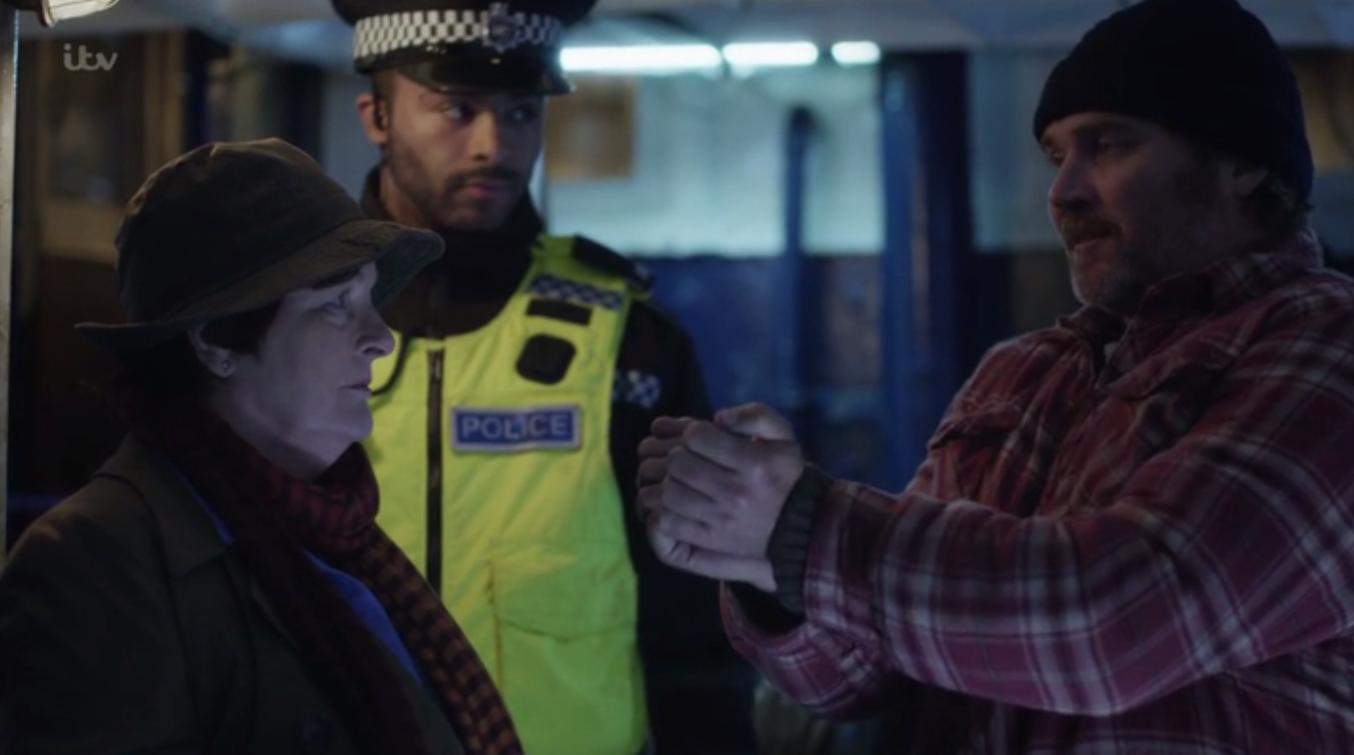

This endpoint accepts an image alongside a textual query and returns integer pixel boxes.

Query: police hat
[333,0,596,95]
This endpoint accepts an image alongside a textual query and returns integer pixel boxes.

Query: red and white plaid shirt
[725,232,1354,753]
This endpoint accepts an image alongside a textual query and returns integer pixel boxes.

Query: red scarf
[141,405,522,755]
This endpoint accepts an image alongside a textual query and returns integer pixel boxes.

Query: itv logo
[63,43,118,72]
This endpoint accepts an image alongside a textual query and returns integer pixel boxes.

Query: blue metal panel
[645,257,786,414]
[638,56,1000,493]
[880,55,924,490]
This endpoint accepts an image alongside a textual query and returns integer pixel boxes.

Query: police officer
[331,2,753,753]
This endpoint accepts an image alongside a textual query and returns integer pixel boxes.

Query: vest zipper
[426,349,445,595]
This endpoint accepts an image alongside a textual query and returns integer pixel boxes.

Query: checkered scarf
[141,405,522,755]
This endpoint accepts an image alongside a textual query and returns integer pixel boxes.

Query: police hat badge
[333,0,598,96]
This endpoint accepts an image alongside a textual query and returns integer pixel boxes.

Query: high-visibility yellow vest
[366,235,647,755]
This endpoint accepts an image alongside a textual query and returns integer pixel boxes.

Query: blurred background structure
[2,1,1354,752]
[4,0,1354,554]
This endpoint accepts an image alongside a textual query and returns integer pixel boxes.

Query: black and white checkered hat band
[354,8,563,64]
[528,273,624,311]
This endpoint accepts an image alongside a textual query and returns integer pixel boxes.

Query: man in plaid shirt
[638,0,1354,751]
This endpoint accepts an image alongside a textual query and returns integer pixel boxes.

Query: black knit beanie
[1033,0,1313,202]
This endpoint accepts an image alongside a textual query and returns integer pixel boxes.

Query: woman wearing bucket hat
[0,139,523,755]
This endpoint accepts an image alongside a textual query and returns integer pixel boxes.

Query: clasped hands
[636,402,805,593]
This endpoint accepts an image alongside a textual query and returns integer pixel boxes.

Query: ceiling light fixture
[721,41,820,69]
[831,41,881,66]
[561,44,723,74]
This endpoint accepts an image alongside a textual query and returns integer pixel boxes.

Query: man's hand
[635,403,805,592]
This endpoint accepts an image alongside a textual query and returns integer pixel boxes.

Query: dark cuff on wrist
[766,464,832,616]
[729,582,805,634]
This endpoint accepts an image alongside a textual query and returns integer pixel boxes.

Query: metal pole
[880,54,921,490]
[912,52,970,433]
[0,6,15,563]
[781,106,815,448]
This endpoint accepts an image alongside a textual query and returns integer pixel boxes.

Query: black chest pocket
[517,334,577,384]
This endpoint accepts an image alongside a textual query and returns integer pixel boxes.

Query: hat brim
[76,218,443,351]
[380,53,572,97]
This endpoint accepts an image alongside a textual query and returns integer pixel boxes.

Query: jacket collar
[94,434,229,576]
[359,165,542,337]
[95,434,305,647]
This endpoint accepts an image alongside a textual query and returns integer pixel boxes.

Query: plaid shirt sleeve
[724,297,1354,718]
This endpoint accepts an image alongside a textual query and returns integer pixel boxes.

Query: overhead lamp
[561,44,723,74]
[722,41,819,69]
[831,41,881,66]
[2,0,119,26]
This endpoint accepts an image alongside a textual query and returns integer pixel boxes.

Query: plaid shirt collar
[1057,228,1323,351]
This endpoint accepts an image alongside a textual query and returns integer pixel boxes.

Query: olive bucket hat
[77,138,443,350]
